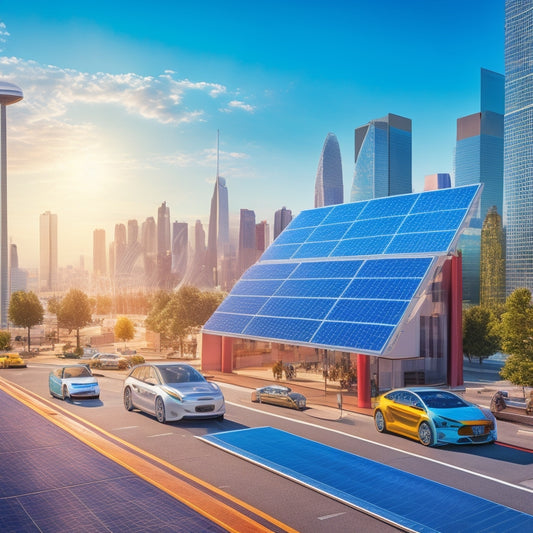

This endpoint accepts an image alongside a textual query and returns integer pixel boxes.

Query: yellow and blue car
[373,387,497,446]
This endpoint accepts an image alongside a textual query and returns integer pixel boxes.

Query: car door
[141,366,159,415]
[386,391,424,438]
[49,368,63,396]
[128,366,149,410]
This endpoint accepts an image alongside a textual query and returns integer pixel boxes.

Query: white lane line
[225,400,533,494]
[114,426,139,430]
[147,433,174,438]
[318,512,347,521]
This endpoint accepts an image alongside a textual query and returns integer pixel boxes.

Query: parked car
[90,352,127,369]
[373,387,497,446]
[123,363,225,423]
[0,352,26,368]
[251,385,306,410]
[49,364,100,400]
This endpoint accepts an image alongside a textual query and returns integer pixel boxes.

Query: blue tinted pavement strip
[0,380,293,533]
[199,426,533,533]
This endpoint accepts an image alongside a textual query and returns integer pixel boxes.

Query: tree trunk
[76,328,80,349]
[27,326,31,352]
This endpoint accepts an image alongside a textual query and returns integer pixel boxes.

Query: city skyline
[0,1,504,268]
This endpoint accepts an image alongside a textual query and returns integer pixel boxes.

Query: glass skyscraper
[314,132,343,207]
[351,113,412,202]
[455,68,504,305]
[206,176,229,286]
[504,0,533,294]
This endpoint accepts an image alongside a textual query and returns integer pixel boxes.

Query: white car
[123,363,225,423]
[90,352,127,369]
[49,364,100,400]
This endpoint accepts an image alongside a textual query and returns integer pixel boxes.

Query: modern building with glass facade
[351,113,412,202]
[504,0,533,294]
[273,207,292,240]
[455,68,504,305]
[314,132,343,207]
[39,211,58,292]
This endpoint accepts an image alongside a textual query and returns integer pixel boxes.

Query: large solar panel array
[203,184,481,355]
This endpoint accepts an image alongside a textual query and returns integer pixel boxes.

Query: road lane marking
[226,400,533,494]
[147,432,174,438]
[318,512,347,521]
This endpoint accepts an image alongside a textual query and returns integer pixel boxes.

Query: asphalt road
[2,362,532,532]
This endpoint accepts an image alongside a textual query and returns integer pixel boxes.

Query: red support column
[449,253,463,387]
[221,336,233,373]
[357,354,371,408]
[201,333,222,372]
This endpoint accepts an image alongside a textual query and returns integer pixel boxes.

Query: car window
[417,391,468,409]
[131,365,148,381]
[67,366,91,378]
[158,365,205,384]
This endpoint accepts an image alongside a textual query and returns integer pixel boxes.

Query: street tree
[95,295,112,316]
[57,289,92,352]
[114,316,135,348]
[0,330,11,350]
[498,288,533,395]
[8,291,44,352]
[462,306,500,364]
[47,295,62,344]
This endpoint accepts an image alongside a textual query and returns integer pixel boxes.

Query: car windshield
[417,391,468,409]
[64,366,92,378]
[158,365,205,384]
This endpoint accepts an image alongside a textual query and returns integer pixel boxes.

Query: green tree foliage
[57,289,92,350]
[0,330,11,350]
[8,291,44,351]
[114,316,135,347]
[499,288,533,391]
[462,306,500,364]
[145,286,224,354]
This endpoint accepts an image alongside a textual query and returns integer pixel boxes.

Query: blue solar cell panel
[344,216,404,239]
[307,222,352,242]
[292,241,338,259]
[241,263,297,280]
[203,312,251,335]
[259,297,335,320]
[399,210,467,233]
[313,322,394,352]
[273,227,315,245]
[244,316,319,342]
[386,231,455,254]
[286,207,332,229]
[344,278,421,300]
[259,244,301,261]
[291,260,363,279]
[358,257,432,278]
[217,296,268,315]
[411,185,479,213]
[231,279,284,296]
[331,236,392,257]
[358,194,418,219]
[328,299,408,324]
[276,279,350,298]
[322,201,367,224]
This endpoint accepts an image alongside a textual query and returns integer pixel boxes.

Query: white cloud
[222,100,256,113]
[0,23,9,52]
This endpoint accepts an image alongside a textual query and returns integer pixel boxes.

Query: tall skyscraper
[351,113,412,202]
[127,219,139,247]
[424,173,451,191]
[10,244,27,293]
[206,176,229,286]
[141,216,157,286]
[314,133,343,207]
[504,1,533,294]
[238,209,256,275]
[455,68,504,305]
[39,211,58,292]
[113,223,127,280]
[274,206,292,240]
[93,229,106,275]
[171,221,188,278]
[480,206,506,306]
[255,220,270,254]
[157,202,171,257]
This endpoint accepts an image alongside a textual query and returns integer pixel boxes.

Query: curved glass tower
[504,0,533,294]
[351,113,412,202]
[314,133,343,207]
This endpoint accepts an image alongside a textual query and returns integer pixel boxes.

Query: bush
[127,355,145,367]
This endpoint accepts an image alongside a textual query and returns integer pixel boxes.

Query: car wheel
[374,409,387,433]
[418,421,433,446]
[124,387,134,411]
[155,396,166,423]
[62,385,69,401]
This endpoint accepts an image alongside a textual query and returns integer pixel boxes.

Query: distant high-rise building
[314,133,343,207]
[93,229,106,275]
[141,216,157,286]
[157,202,171,256]
[455,68,504,305]
[480,206,506,306]
[424,173,451,191]
[238,209,256,275]
[39,211,58,292]
[10,244,27,293]
[504,1,533,294]
[127,219,139,247]
[194,220,206,263]
[113,223,127,279]
[171,221,188,278]
[256,220,270,255]
[351,113,412,202]
[206,176,229,286]
[274,207,292,240]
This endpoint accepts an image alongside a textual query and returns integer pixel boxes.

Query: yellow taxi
[0,352,27,368]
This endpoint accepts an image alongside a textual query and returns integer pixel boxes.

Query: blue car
[49,364,100,400]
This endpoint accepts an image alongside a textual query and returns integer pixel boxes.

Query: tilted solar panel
[203,184,481,355]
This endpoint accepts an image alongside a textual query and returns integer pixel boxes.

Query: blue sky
[0,1,504,268]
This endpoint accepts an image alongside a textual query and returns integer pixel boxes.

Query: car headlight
[160,386,182,401]
[432,416,461,428]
